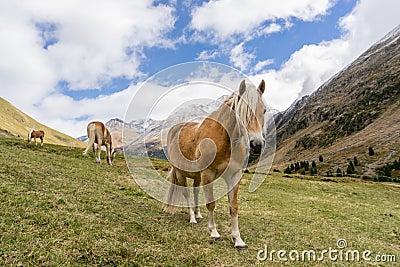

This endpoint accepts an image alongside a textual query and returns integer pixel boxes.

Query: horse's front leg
[193,178,202,219]
[34,137,37,146]
[227,172,247,249]
[202,170,220,240]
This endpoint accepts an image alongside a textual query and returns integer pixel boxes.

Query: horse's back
[31,130,45,137]
[87,121,106,137]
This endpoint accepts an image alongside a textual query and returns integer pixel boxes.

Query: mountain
[0,97,85,148]
[105,96,227,157]
[272,25,400,177]
[107,93,281,159]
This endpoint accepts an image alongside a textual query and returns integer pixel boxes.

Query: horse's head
[235,80,266,156]
[111,149,116,162]
[108,130,117,164]
[108,146,117,165]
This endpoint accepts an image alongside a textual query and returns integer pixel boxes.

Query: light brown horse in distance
[164,80,266,249]
[28,130,45,146]
[83,121,115,165]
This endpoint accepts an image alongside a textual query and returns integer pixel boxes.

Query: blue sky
[0,0,399,137]
[144,0,356,75]
[47,0,357,101]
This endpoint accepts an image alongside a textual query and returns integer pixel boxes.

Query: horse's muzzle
[250,139,264,156]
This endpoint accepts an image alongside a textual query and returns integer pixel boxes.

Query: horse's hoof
[235,245,248,250]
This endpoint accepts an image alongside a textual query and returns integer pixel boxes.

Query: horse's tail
[163,167,183,214]
[83,123,96,155]
[28,130,33,143]
[40,130,44,146]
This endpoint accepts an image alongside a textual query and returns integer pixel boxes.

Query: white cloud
[254,59,275,73]
[32,85,138,137]
[251,39,350,110]
[1,0,399,139]
[251,0,400,111]
[260,23,283,35]
[0,0,176,136]
[0,0,175,104]
[229,43,256,72]
[195,49,220,60]
[339,0,400,54]
[190,0,333,41]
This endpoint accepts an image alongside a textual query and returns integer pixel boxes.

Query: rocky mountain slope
[106,96,225,157]
[0,97,85,147]
[272,25,400,177]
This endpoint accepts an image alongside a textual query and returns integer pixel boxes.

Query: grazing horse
[83,121,115,165]
[28,130,45,146]
[164,80,266,249]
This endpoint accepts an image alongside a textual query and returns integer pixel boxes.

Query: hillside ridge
[272,24,400,177]
[0,97,85,147]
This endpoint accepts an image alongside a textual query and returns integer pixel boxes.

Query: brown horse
[164,80,266,249]
[28,130,45,146]
[83,121,115,165]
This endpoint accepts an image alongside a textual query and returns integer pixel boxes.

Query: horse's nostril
[250,139,264,155]
[250,139,262,148]
[250,140,254,148]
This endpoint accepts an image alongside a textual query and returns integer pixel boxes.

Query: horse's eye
[263,109,267,114]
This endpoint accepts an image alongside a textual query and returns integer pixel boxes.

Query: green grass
[0,137,399,266]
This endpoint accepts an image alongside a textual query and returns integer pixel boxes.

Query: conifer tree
[295,162,300,171]
[347,161,355,175]
[353,156,359,166]
[284,166,292,174]
[368,146,375,156]
[312,161,317,169]
[384,164,391,177]
[393,160,399,170]
[336,168,342,177]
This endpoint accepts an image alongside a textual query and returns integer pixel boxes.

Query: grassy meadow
[0,137,399,266]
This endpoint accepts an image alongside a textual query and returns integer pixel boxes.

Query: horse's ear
[239,80,246,96]
[258,80,265,94]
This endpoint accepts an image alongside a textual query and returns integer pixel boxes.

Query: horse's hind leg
[180,176,196,223]
[193,178,202,219]
[95,142,101,163]
[40,137,43,146]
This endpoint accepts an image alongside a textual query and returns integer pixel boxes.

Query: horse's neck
[210,103,244,143]
[209,100,249,168]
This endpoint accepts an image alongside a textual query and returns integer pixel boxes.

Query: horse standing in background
[164,80,267,249]
[83,121,115,165]
[28,130,45,146]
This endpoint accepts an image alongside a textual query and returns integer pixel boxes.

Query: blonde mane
[224,83,259,126]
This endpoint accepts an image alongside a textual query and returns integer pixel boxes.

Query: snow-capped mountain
[105,95,227,157]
